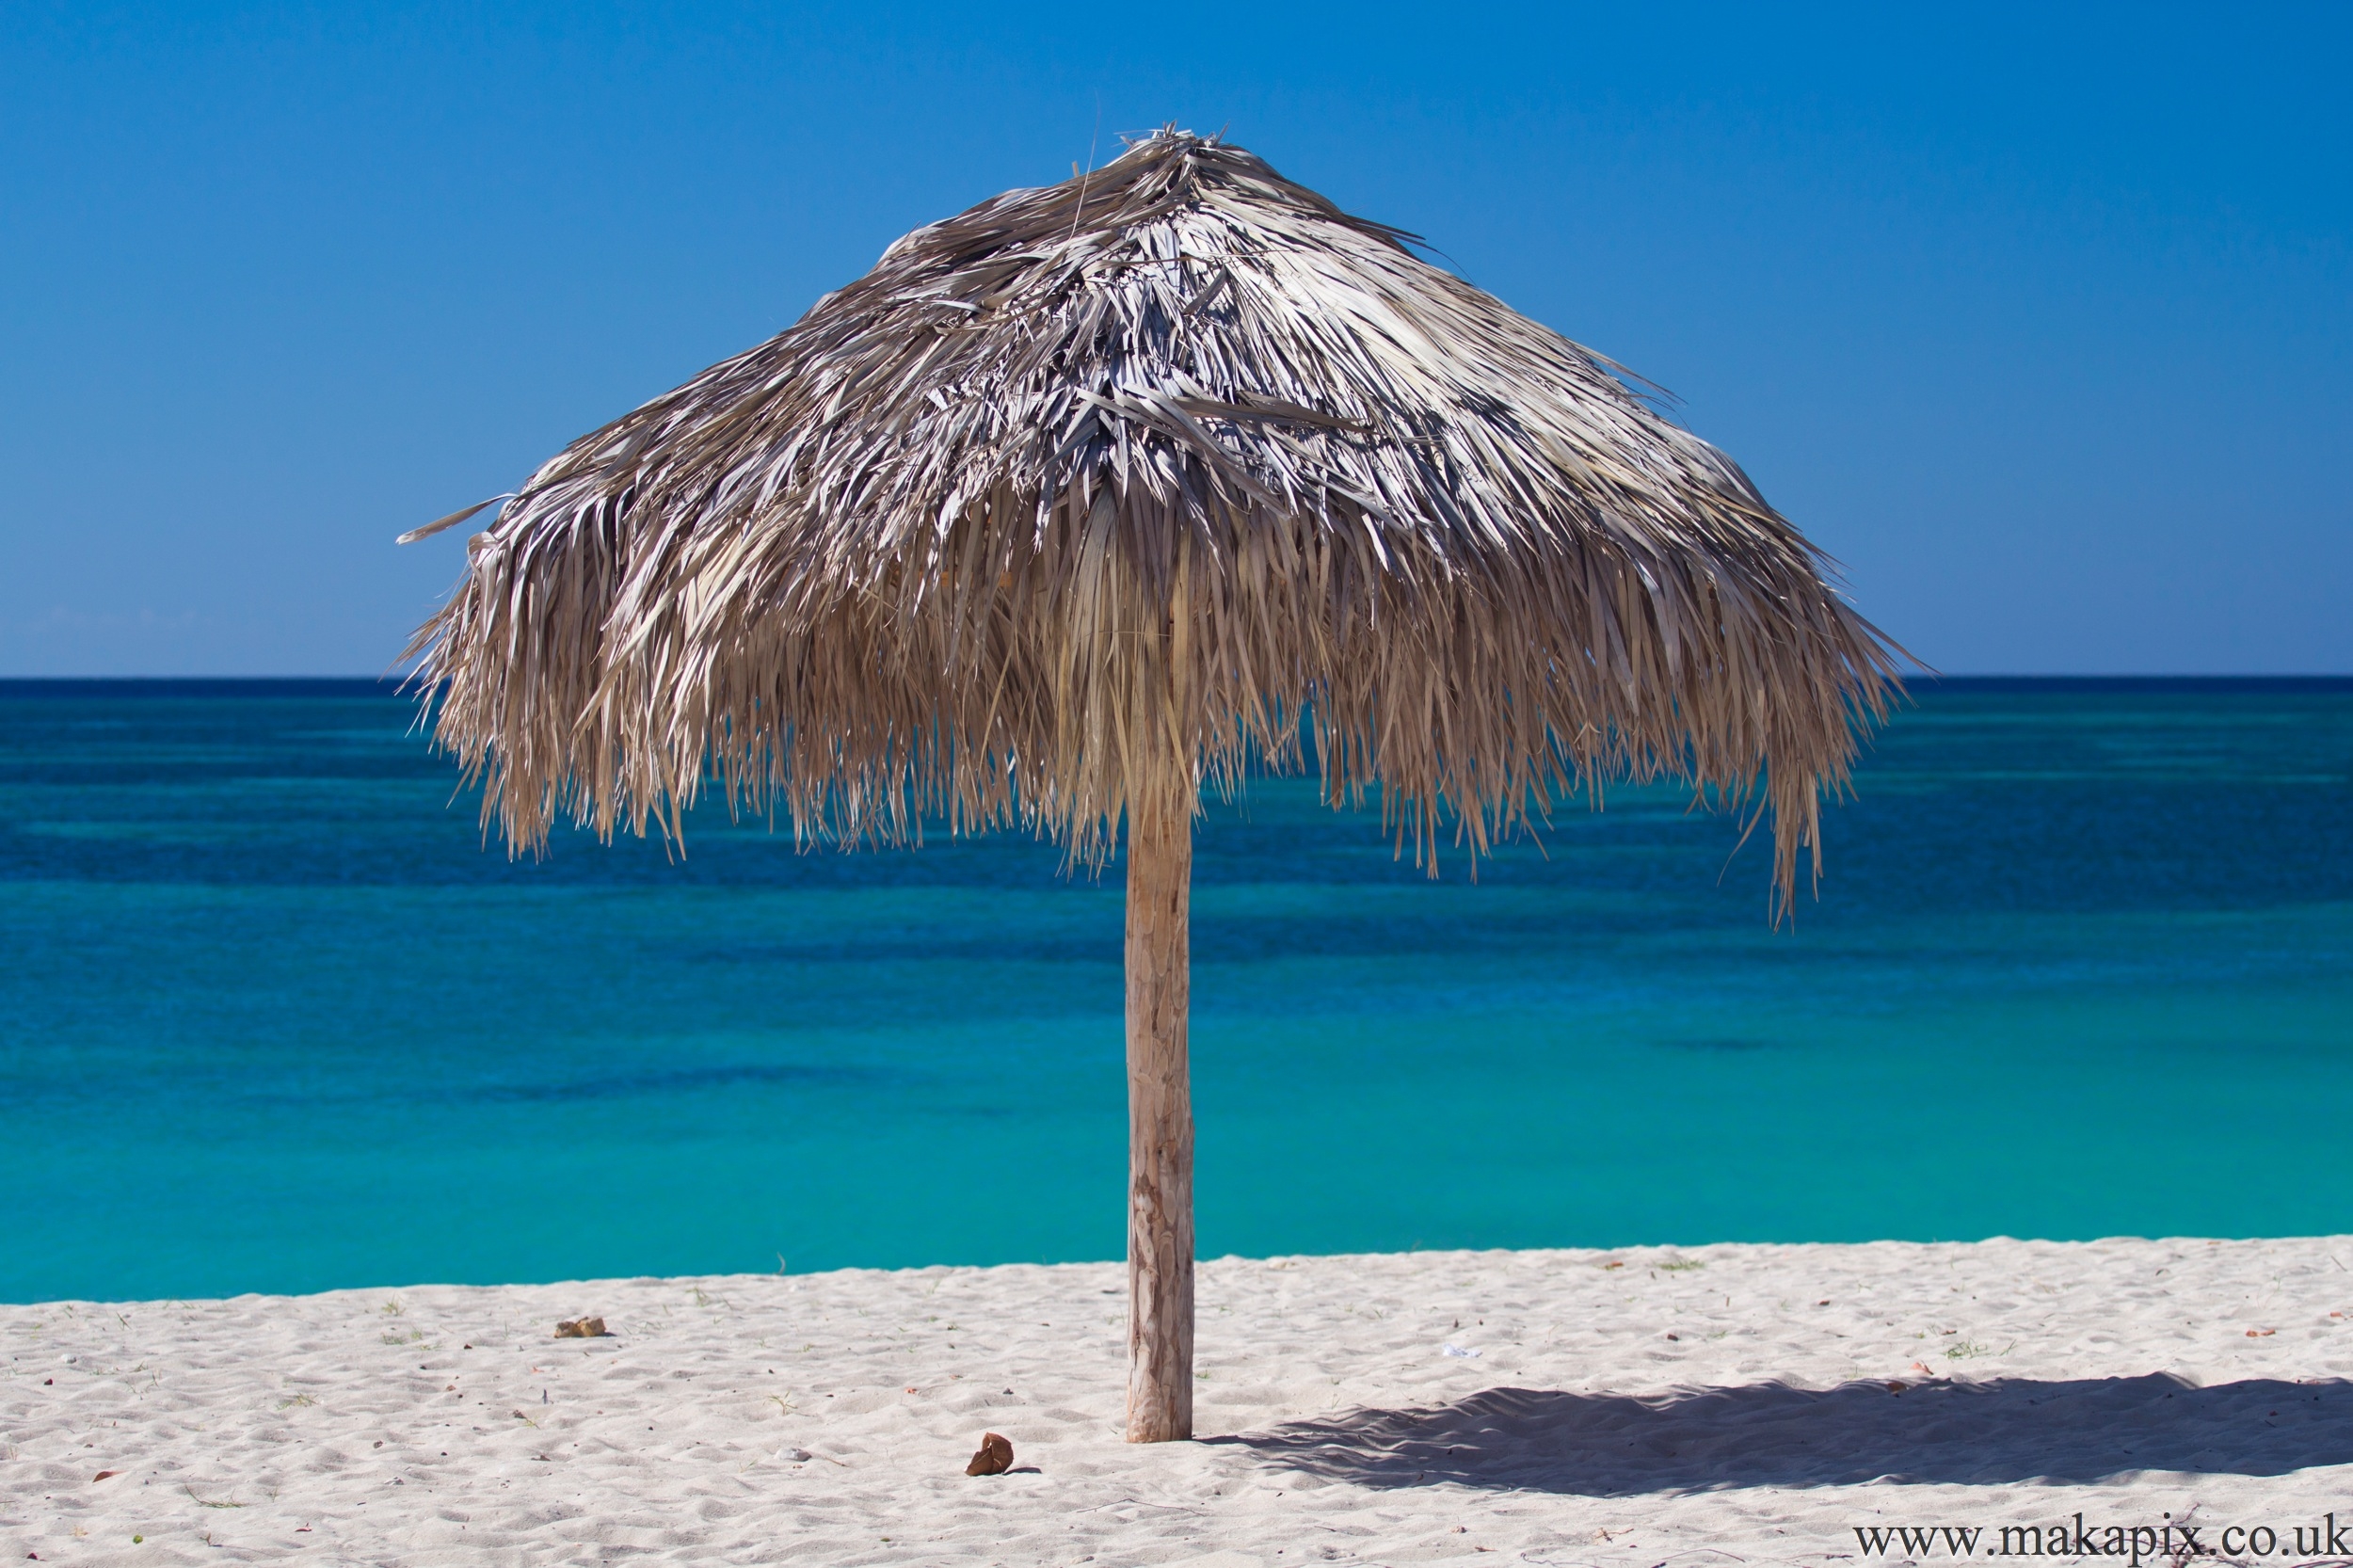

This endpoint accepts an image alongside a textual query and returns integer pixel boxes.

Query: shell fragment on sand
[965,1432,1014,1476]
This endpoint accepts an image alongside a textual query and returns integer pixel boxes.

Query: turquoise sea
[3,679,2350,1304]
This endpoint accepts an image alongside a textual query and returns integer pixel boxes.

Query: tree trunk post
[1124,774,1194,1443]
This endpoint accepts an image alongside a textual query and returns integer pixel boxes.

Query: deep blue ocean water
[4,678,2350,1304]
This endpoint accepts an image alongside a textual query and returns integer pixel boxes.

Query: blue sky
[2,3,2345,675]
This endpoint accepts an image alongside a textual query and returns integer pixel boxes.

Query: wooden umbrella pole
[1124,770,1195,1443]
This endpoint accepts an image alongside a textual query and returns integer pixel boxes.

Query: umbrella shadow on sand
[1215,1375,2353,1494]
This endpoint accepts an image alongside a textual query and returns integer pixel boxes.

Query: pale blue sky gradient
[2,3,2345,674]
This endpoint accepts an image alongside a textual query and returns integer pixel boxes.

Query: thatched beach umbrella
[403,130,1897,1443]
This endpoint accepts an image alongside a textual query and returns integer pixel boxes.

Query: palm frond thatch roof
[407,129,1899,896]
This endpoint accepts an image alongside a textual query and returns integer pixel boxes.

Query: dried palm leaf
[407,130,1897,899]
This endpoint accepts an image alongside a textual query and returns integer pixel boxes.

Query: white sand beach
[8,1237,2353,1566]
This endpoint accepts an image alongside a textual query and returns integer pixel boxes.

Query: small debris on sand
[554,1318,610,1338]
[965,1432,1014,1476]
